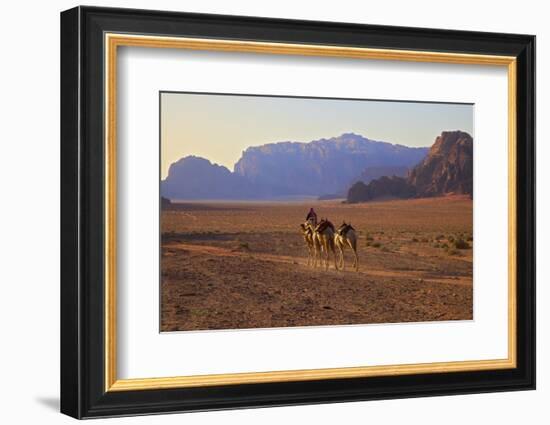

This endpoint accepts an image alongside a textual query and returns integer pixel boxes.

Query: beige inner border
[104,33,517,392]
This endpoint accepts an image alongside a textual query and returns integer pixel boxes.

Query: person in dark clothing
[305,207,318,226]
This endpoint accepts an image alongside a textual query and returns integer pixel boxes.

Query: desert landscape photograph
[160,92,474,332]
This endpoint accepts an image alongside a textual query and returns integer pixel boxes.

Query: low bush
[453,238,470,250]
[446,247,460,256]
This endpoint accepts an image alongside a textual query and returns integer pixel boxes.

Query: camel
[314,218,339,271]
[300,222,322,267]
[300,222,315,266]
[334,222,359,271]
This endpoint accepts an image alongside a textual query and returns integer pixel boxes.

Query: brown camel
[314,218,339,271]
[335,222,359,271]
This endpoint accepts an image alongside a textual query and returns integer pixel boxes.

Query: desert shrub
[421,237,429,243]
[441,242,449,249]
[453,238,470,249]
[435,234,444,241]
[411,237,419,242]
[380,246,391,252]
[433,243,441,248]
[467,234,473,241]
[447,235,455,243]
[446,248,460,256]
[371,241,381,248]
[365,241,371,247]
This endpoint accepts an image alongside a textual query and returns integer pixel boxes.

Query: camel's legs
[332,244,339,270]
[335,239,344,270]
[314,241,320,268]
[347,239,359,271]
[323,242,330,271]
[336,244,346,270]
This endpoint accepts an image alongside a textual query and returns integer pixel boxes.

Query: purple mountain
[161,133,430,200]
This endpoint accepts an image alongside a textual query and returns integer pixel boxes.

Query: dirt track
[161,197,473,331]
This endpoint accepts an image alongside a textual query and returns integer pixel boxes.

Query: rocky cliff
[347,176,416,203]
[346,131,473,202]
[233,133,428,196]
[161,156,259,200]
[408,130,473,197]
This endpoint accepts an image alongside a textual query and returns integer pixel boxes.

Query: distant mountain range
[346,131,473,203]
[233,133,428,196]
[161,156,258,200]
[161,133,429,200]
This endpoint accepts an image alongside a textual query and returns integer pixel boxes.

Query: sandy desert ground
[160,196,473,332]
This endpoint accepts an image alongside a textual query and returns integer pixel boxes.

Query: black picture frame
[61,5,535,419]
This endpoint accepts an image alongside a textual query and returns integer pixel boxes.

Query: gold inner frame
[104,33,518,392]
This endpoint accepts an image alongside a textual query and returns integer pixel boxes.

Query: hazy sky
[161,92,473,179]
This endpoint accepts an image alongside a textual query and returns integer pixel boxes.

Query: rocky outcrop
[161,196,172,208]
[354,165,409,185]
[161,156,259,200]
[408,131,473,197]
[347,177,416,203]
[346,131,473,202]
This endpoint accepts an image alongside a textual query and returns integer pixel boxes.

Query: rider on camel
[306,207,318,226]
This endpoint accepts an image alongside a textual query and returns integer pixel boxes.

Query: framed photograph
[60,6,535,419]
